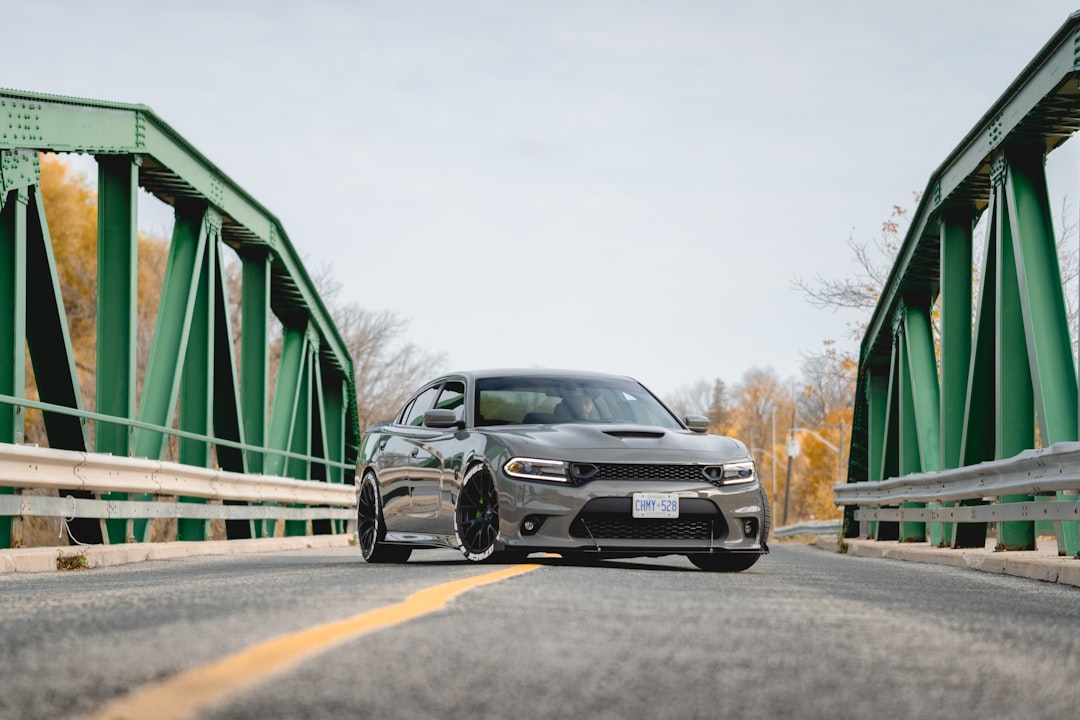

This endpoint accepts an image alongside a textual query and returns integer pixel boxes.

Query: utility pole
[782,393,796,526]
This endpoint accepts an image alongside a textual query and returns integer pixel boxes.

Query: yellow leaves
[40,154,98,350]
[34,153,170,413]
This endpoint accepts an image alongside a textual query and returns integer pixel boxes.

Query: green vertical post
[97,156,140,544]
[322,376,346,534]
[285,343,313,537]
[1005,148,1079,555]
[938,211,974,546]
[875,349,901,541]
[264,325,306,537]
[211,242,251,540]
[133,202,208,542]
[96,156,138,456]
[241,251,270,475]
[0,188,27,548]
[863,368,889,539]
[897,305,938,542]
[240,251,270,537]
[177,222,217,542]
[955,201,998,548]
[995,164,1036,551]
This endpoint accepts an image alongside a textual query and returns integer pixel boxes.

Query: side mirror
[684,415,710,434]
[424,408,464,429]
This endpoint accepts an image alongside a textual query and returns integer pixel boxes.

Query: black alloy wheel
[357,472,411,564]
[456,465,500,562]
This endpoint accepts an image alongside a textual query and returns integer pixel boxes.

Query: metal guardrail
[773,520,842,539]
[833,442,1080,524]
[0,442,356,527]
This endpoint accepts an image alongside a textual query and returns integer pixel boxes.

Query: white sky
[7,1,1080,398]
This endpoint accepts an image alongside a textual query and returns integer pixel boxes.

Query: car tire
[687,552,762,572]
[455,464,500,562]
[357,472,412,564]
[759,486,771,552]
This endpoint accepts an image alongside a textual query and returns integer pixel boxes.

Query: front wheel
[357,472,412,564]
[455,465,500,562]
[687,552,762,572]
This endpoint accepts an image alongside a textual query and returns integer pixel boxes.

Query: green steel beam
[1004,148,1079,555]
[25,187,87,450]
[859,369,889,538]
[874,350,901,541]
[936,210,974,546]
[995,169,1036,551]
[264,325,306,538]
[862,14,1080,359]
[241,251,270,475]
[898,305,940,542]
[212,242,254,540]
[939,211,974,471]
[96,155,139,457]
[0,91,353,385]
[134,202,209,461]
[849,14,1080,551]
[0,188,26,548]
[176,216,216,542]
[0,188,27,444]
[0,91,360,545]
[285,343,313,537]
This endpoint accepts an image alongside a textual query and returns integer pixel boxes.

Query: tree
[664,378,729,433]
[309,264,445,431]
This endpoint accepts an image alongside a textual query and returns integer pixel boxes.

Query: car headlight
[503,457,569,483]
[721,461,756,484]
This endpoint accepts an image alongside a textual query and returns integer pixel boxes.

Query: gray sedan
[356,369,769,571]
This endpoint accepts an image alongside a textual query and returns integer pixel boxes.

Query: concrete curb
[0,534,355,574]
[813,535,1080,589]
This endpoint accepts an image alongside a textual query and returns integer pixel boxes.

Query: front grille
[568,497,727,541]
[573,463,716,483]
[570,516,717,540]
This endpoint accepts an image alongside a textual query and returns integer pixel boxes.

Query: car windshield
[474,375,682,429]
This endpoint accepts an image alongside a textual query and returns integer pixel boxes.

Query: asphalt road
[1,544,1078,720]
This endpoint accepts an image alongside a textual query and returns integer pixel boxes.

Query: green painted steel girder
[0,89,359,548]
[96,155,138,457]
[0,91,353,386]
[849,12,1080,556]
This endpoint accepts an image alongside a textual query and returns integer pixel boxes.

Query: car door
[405,380,467,532]
[426,380,466,536]
[376,384,440,530]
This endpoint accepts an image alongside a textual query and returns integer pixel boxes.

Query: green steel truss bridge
[839,12,1080,559]
[0,89,358,548]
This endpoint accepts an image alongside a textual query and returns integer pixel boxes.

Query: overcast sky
[7,1,1080,398]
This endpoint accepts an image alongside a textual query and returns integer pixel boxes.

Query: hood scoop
[602,429,665,439]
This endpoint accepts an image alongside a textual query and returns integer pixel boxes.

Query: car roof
[444,368,639,384]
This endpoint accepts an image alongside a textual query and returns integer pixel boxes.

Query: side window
[401,386,440,427]
[436,381,466,422]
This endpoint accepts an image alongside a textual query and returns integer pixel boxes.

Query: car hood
[480,423,750,464]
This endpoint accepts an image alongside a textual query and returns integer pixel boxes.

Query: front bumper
[496,476,766,554]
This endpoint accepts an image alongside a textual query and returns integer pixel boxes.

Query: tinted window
[401,385,440,427]
[475,375,681,428]
[436,381,466,422]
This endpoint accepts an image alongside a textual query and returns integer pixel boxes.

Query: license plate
[632,493,679,518]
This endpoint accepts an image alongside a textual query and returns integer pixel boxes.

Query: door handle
[411,446,419,457]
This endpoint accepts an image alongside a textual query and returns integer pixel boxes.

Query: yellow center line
[89,563,541,720]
